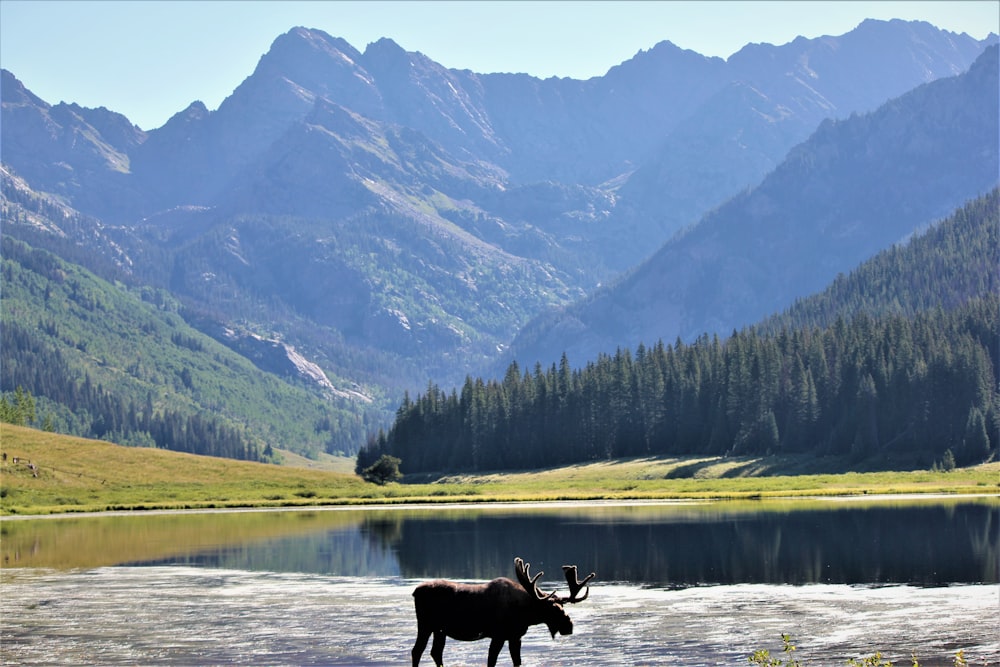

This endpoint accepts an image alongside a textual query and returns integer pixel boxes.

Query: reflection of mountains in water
[375,503,998,587]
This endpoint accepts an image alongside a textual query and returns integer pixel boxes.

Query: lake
[1,497,997,666]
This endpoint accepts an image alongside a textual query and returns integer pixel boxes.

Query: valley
[1,20,997,474]
[2,425,997,517]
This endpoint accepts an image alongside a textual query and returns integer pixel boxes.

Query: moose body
[411,558,594,667]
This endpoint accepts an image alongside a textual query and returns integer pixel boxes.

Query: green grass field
[2,424,998,515]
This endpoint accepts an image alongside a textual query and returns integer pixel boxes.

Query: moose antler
[514,557,595,604]
[514,557,556,601]
[559,564,596,603]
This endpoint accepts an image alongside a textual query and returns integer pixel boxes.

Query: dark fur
[411,576,573,666]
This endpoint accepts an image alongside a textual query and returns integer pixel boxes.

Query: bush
[361,454,403,485]
[750,635,971,666]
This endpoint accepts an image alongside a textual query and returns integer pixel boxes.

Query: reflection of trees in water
[134,504,997,584]
[361,514,404,546]
[140,524,402,577]
[367,504,998,586]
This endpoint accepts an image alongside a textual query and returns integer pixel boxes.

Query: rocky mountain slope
[1,21,995,453]
[510,45,999,367]
[3,21,988,271]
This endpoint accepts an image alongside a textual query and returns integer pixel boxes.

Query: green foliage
[763,189,999,333]
[364,192,1000,474]
[368,296,999,473]
[846,652,895,667]
[962,407,991,462]
[361,454,403,485]
[749,633,801,667]
[0,236,370,460]
[751,635,974,666]
[0,386,36,426]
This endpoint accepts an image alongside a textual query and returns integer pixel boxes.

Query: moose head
[512,557,595,639]
[411,556,596,666]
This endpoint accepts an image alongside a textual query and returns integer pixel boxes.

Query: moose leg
[412,627,430,667]
[487,636,507,667]
[507,636,522,666]
[429,631,446,667]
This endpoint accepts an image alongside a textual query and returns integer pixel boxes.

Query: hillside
[361,191,999,474]
[511,45,999,368]
[0,21,996,458]
[762,189,999,332]
[3,424,997,518]
[0,233,379,458]
[1,21,994,456]
[0,424,369,516]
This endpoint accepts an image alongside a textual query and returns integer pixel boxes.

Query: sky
[1,1,997,131]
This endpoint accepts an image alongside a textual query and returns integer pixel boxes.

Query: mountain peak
[167,100,209,124]
[362,37,410,65]
[606,38,721,77]
[855,17,935,33]
[367,36,405,51]
[217,24,381,129]
[1,68,49,108]
[645,39,707,58]
[250,26,366,89]
[271,26,362,63]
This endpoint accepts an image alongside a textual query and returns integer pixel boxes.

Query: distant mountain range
[510,44,999,367]
[1,20,996,456]
[361,190,1000,474]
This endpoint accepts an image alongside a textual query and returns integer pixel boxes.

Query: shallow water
[2,567,997,666]
[1,500,997,665]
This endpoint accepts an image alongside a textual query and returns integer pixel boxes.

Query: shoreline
[3,492,997,521]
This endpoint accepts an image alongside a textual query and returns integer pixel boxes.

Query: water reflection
[1,508,364,570]
[7,499,988,587]
[369,501,999,586]
[3,500,999,666]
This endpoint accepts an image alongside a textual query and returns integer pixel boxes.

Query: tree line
[1,320,265,462]
[3,184,381,460]
[358,294,998,474]
[359,190,999,475]
[0,231,380,461]
[762,189,998,333]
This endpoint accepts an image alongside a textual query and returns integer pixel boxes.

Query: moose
[411,557,595,666]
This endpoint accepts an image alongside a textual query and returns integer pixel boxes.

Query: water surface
[2,498,997,665]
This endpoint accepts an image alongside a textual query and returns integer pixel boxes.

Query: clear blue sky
[1,1,997,131]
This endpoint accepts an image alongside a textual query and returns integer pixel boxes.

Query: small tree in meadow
[361,454,403,484]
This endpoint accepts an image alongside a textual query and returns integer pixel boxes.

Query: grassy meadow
[2,424,998,516]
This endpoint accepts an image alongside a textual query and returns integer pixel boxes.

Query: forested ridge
[763,189,999,332]
[1,318,263,460]
[0,235,375,459]
[359,192,1000,474]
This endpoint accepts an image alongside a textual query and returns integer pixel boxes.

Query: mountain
[510,45,1000,368]
[0,228,378,459]
[610,19,995,256]
[362,189,1000,473]
[1,167,384,456]
[761,188,999,332]
[0,70,147,218]
[1,21,995,456]
[3,20,989,257]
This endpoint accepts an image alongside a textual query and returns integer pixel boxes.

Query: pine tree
[961,406,991,464]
